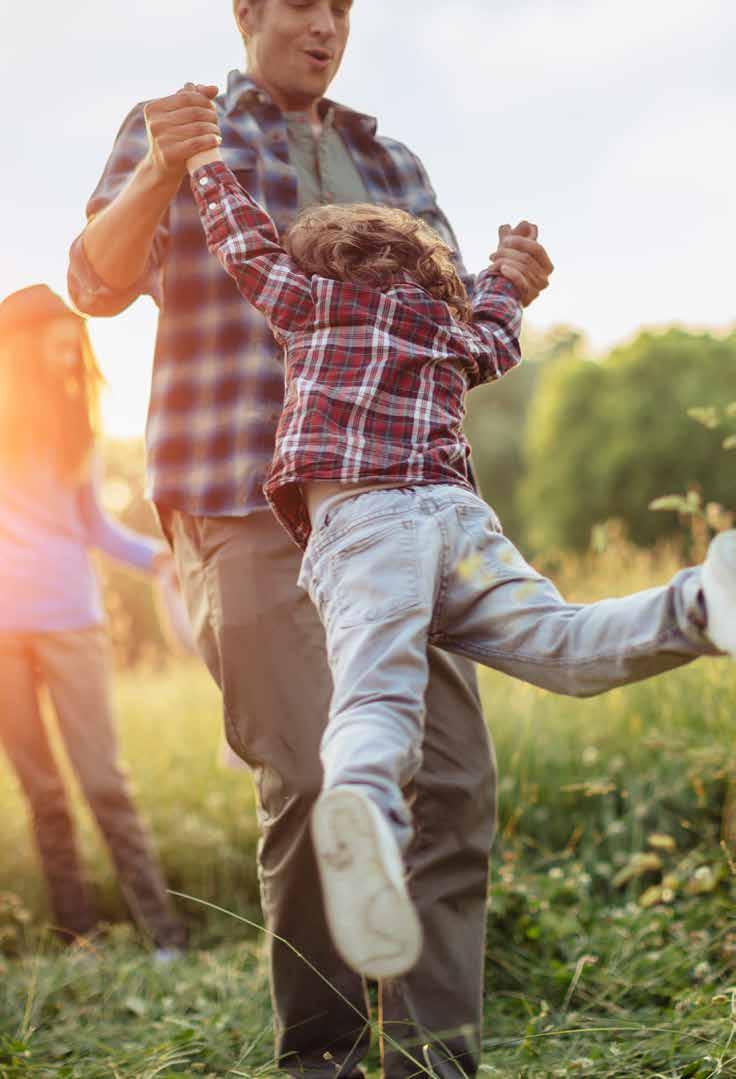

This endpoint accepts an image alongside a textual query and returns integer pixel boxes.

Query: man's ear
[234,0,256,40]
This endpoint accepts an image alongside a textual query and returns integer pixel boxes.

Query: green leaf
[687,405,721,429]
[649,495,692,514]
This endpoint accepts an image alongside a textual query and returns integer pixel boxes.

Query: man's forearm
[82,156,180,291]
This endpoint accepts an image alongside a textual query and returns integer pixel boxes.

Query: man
[68,2,553,1074]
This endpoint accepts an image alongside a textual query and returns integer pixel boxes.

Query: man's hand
[489,221,554,307]
[143,84,221,185]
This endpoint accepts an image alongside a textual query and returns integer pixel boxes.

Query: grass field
[1,541,735,1078]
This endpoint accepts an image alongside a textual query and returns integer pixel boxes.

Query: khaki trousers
[165,507,497,1079]
[0,627,185,948]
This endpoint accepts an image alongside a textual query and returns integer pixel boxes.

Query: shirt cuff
[190,161,248,248]
[473,269,523,336]
[476,268,521,303]
[67,233,162,316]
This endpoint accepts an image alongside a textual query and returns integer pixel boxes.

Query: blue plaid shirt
[68,70,471,517]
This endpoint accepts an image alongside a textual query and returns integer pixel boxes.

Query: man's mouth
[304,48,332,66]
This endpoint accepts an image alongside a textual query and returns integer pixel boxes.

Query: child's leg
[299,487,443,978]
[432,495,718,695]
[301,489,441,849]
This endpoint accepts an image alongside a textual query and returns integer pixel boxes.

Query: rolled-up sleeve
[67,103,168,316]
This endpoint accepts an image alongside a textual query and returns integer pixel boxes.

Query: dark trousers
[0,627,185,948]
[166,508,497,1078]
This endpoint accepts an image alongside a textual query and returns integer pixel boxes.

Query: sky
[3,0,735,435]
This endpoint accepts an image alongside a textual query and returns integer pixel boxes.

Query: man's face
[237,0,352,110]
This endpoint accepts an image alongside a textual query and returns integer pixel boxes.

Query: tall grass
[1,538,734,1076]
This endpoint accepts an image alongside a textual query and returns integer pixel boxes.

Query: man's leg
[167,508,370,1078]
[37,628,186,949]
[380,649,495,1079]
[0,633,97,940]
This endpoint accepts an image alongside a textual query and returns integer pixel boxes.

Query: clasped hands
[489,221,554,307]
[144,82,554,306]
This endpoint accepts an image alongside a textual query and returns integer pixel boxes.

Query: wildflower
[647,833,676,853]
[685,865,719,895]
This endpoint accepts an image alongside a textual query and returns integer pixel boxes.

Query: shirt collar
[223,69,377,138]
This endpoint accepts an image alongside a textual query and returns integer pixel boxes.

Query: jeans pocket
[455,500,502,537]
[328,518,421,629]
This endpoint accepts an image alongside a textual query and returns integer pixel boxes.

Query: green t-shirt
[284,108,371,211]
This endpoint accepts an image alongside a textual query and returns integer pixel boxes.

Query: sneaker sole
[312,789,422,979]
[703,530,736,656]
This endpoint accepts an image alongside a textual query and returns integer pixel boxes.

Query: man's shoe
[311,787,422,979]
[702,529,736,657]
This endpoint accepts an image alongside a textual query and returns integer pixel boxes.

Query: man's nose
[310,1,337,37]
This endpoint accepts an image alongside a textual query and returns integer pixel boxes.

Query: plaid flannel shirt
[191,162,522,549]
[68,70,475,517]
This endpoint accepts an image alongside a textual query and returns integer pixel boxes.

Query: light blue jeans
[298,484,713,850]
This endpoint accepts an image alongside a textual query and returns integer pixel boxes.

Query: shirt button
[198,176,209,187]
[208,202,218,211]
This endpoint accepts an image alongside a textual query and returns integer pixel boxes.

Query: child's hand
[489,221,554,307]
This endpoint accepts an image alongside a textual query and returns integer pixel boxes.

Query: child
[184,127,735,982]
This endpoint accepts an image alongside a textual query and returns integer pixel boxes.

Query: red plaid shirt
[192,162,522,548]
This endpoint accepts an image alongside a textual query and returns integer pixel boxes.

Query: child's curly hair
[285,203,472,322]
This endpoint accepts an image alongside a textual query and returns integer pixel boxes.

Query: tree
[465,325,585,546]
[99,438,169,667]
[520,328,736,552]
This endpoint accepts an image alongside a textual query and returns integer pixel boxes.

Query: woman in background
[0,284,186,955]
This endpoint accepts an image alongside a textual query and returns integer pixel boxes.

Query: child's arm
[185,130,313,334]
[189,160,313,334]
[460,223,553,384]
[459,269,523,386]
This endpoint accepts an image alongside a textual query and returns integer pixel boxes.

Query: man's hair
[285,204,471,321]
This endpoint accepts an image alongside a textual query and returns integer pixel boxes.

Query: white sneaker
[311,788,422,980]
[702,529,736,656]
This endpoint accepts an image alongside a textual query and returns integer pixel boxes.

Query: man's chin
[305,71,335,97]
[285,76,334,107]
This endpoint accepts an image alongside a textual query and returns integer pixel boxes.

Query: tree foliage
[465,325,586,544]
[99,438,169,668]
[520,328,736,552]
